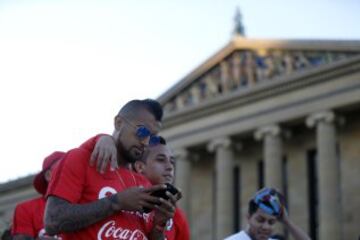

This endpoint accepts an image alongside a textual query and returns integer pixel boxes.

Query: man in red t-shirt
[44,99,178,240]
[11,151,65,240]
[89,135,190,240]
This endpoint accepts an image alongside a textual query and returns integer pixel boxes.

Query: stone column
[306,111,342,240]
[254,124,283,190]
[174,148,191,216]
[208,137,234,239]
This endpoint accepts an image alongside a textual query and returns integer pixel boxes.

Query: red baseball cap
[33,151,66,195]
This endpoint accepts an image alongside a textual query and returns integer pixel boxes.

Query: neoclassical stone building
[1,36,360,240]
[157,36,360,240]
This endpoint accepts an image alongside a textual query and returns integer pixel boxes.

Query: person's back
[11,151,65,240]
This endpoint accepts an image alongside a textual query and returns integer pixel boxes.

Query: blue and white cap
[253,187,285,216]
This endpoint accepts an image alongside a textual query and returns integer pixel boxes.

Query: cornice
[157,38,360,105]
[157,41,235,104]
[162,55,360,128]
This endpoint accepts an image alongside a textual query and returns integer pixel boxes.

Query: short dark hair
[248,199,259,216]
[132,136,167,171]
[157,136,167,145]
[118,99,163,121]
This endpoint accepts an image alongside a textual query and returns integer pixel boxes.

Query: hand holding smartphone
[143,183,179,213]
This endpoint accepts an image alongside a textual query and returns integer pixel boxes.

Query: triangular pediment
[158,37,360,114]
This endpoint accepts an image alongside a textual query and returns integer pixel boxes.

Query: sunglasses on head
[254,188,282,216]
[121,116,160,146]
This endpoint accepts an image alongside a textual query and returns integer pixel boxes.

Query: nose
[262,221,273,231]
[166,161,174,171]
[140,135,150,146]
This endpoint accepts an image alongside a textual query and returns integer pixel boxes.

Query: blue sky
[0,0,359,183]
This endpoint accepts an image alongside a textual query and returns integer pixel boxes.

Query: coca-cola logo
[97,220,147,240]
[98,186,117,199]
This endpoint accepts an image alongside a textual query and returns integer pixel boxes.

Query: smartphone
[143,183,179,213]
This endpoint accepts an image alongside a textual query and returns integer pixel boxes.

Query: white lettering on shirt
[97,220,147,240]
[98,186,117,199]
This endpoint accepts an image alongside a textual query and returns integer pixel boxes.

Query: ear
[134,161,146,174]
[114,116,123,130]
[44,170,52,182]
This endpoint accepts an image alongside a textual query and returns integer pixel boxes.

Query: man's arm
[80,134,118,173]
[45,185,165,235]
[149,192,179,240]
[281,209,311,240]
[44,196,116,235]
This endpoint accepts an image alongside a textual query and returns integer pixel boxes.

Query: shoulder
[174,208,188,221]
[224,231,250,240]
[57,147,91,170]
[66,147,91,161]
[15,196,44,209]
[13,197,45,220]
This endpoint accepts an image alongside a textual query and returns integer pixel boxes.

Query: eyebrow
[155,153,166,157]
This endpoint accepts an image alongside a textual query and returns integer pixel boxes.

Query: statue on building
[220,61,231,93]
[190,84,201,105]
[233,7,245,37]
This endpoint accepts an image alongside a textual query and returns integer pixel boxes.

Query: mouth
[133,146,144,157]
[163,174,173,182]
[257,232,271,239]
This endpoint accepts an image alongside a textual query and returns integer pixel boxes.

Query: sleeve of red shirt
[79,133,108,152]
[174,208,191,240]
[46,148,90,203]
[11,202,36,237]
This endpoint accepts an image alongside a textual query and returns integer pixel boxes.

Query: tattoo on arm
[44,196,116,235]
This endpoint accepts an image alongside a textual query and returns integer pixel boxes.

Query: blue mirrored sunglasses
[135,126,161,146]
[122,116,161,146]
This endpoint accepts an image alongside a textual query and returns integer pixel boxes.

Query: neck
[116,154,129,168]
[245,228,256,240]
[112,131,128,168]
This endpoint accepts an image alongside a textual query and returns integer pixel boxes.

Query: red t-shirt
[164,208,190,240]
[12,197,46,237]
[47,147,152,240]
[11,196,62,239]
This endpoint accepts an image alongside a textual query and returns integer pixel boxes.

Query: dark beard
[122,148,138,164]
[115,135,142,164]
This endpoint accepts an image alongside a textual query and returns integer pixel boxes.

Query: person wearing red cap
[11,151,65,240]
[44,99,179,240]
[224,188,310,240]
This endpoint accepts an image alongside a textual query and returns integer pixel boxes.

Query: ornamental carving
[164,49,356,113]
